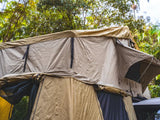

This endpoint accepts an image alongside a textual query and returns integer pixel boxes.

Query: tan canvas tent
[0,26,160,120]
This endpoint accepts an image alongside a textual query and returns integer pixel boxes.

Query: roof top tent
[0,26,160,120]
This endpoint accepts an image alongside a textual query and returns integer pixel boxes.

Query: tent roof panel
[0,26,131,49]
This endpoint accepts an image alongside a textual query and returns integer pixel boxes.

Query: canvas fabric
[0,26,131,49]
[0,36,160,95]
[30,76,137,120]
[116,44,160,91]
[143,87,151,99]
[30,77,103,120]
[123,96,137,120]
[97,91,129,120]
[0,76,137,120]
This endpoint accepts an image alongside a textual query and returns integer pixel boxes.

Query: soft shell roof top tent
[0,26,160,120]
[0,26,160,95]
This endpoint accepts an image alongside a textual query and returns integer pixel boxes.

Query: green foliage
[155,75,160,85]
[134,25,160,59]
[134,25,160,97]
[0,0,145,42]
[148,85,160,98]
[11,96,29,120]
[148,73,160,98]
[0,1,30,41]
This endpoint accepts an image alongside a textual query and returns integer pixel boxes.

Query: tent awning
[116,43,160,92]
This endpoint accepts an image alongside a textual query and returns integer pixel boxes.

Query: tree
[134,25,160,97]
[149,75,160,98]
[0,0,145,42]
[0,0,30,42]
[134,25,160,59]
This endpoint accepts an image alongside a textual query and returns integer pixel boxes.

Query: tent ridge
[0,26,131,49]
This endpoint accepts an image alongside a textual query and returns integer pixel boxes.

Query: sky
[137,0,160,24]
[0,0,160,24]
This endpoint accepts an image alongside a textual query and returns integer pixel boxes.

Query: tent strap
[70,37,74,68]
[138,57,153,82]
[22,44,30,72]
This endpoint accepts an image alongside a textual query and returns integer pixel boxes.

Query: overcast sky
[138,0,160,24]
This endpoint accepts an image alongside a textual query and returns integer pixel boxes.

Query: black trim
[129,39,135,48]
[23,45,30,72]
[70,37,74,68]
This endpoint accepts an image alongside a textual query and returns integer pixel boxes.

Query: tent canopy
[0,26,160,97]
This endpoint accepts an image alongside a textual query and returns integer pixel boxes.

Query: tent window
[97,91,129,120]
[125,62,141,83]
[0,79,40,120]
